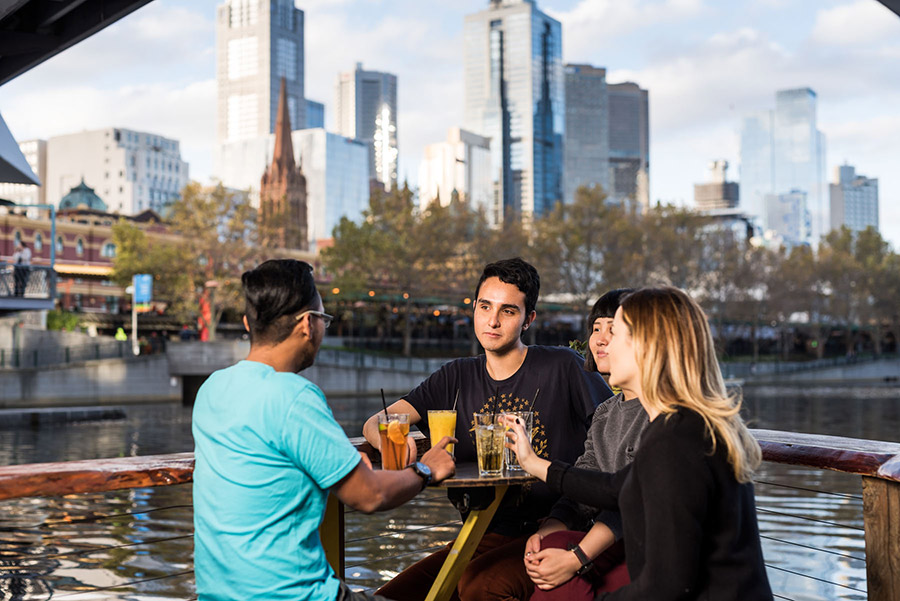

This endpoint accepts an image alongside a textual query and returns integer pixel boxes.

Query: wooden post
[320,495,345,577]
[863,476,900,601]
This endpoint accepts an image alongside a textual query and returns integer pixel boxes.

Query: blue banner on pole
[133,274,152,307]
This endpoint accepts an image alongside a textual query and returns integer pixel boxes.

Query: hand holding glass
[504,410,533,470]
[501,414,543,477]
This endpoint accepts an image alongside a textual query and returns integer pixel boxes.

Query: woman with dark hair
[517,288,647,600]
[505,287,773,600]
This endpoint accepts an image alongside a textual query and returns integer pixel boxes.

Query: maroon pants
[529,531,629,601]
[376,531,628,601]
[376,532,530,601]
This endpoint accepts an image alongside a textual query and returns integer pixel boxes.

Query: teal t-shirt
[192,360,361,601]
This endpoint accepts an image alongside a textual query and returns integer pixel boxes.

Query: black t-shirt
[405,345,612,536]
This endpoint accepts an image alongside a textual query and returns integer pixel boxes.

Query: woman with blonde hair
[505,287,773,600]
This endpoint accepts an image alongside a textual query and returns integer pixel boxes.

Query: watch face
[416,462,432,478]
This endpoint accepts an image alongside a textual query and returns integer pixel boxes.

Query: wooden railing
[1,431,898,600]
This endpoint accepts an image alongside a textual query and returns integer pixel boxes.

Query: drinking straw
[492,386,500,421]
[452,388,460,412]
[381,388,388,418]
[529,387,541,411]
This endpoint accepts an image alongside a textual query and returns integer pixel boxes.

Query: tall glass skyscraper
[335,63,398,191]
[215,0,305,145]
[740,88,827,244]
[464,0,564,226]
[607,82,649,210]
[564,64,609,205]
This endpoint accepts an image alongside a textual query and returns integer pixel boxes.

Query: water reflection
[0,387,898,599]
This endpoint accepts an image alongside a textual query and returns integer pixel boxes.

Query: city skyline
[0,0,898,244]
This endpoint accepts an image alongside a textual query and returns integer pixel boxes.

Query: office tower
[607,82,649,210]
[334,63,397,190]
[293,129,369,248]
[564,64,609,204]
[774,89,827,243]
[738,110,774,225]
[694,160,739,211]
[306,99,325,129]
[463,0,564,226]
[259,79,307,250]
[215,0,304,146]
[45,128,189,215]
[418,127,491,211]
[739,88,826,244]
[766,189,808,247]
[830,164,878,233]
[0,139,46,205]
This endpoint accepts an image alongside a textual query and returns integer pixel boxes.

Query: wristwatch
[406,461,433,490]
[567,543,594,576]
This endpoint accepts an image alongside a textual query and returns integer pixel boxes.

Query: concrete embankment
[0,341,440,409]
[0,354,180,409]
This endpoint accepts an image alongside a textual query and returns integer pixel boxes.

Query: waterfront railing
[0,430,898,600]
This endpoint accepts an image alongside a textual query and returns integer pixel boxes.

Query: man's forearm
[362,416,381,450]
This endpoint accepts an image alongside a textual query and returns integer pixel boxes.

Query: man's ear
[293,314,311,339]
[523,310,537,331]
[242,315,250,332]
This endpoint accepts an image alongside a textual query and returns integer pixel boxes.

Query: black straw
[492,386,500,421]
[381,388,388,417]
[529,387,541,411]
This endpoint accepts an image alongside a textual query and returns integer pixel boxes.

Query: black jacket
[547,407,773,601]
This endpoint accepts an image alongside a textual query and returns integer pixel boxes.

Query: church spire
[273,77,295,172]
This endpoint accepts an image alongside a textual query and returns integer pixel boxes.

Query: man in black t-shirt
[362,258,611,601]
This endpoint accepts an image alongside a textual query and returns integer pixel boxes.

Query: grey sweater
[546,392,649,539]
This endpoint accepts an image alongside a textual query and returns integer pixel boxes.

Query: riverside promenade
[1,339,898,409]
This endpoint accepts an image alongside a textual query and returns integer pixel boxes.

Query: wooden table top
[433,462,537,488]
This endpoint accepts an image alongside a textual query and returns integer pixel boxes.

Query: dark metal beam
[0,0,154,87]
[876,0,900,18]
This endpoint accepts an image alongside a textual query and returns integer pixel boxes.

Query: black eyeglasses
[295,310,333,329]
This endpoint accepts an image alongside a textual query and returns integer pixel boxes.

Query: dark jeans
[13,265,29,296]
[529,531,629,601]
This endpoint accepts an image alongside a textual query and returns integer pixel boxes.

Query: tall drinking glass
[378,413,410,470]
[428,410,457,457]
[474,413,504,477]
[504,411,533,470]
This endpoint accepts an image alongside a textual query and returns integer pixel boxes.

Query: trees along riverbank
[107,182,900,359]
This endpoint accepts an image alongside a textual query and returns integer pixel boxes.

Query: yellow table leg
[320,494,344,576]
[424,485,509,601]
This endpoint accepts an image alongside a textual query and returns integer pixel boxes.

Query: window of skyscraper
[275,38,297,82]
[229,0,258,28]
[227,93,258,140]
[228,36,258,80]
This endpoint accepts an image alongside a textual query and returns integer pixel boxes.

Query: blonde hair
[620,287,761,482]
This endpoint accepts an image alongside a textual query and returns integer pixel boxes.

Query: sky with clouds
[1,0,898,245]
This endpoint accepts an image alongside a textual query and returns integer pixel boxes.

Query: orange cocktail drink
[427,410,457,457]
[378,413,410,470]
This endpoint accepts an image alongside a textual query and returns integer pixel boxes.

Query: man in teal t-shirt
[193,260,456,601]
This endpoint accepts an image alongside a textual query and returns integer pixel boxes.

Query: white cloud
[548,0,705,61]
[809,0,900,46]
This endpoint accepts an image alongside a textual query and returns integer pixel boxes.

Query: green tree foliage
[110,221,194,318]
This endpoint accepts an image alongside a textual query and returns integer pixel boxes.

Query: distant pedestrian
[12,242,31,297]
[115,327,128,342]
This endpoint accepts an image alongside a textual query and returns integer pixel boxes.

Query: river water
[1,385,898,601]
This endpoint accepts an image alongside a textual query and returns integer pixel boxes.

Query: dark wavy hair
[474,257,540,315]
[584,288,634,373]
[242,259,319,344]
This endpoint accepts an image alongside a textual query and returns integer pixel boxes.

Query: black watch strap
[567,543,594,576]
[406,461,432,490]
